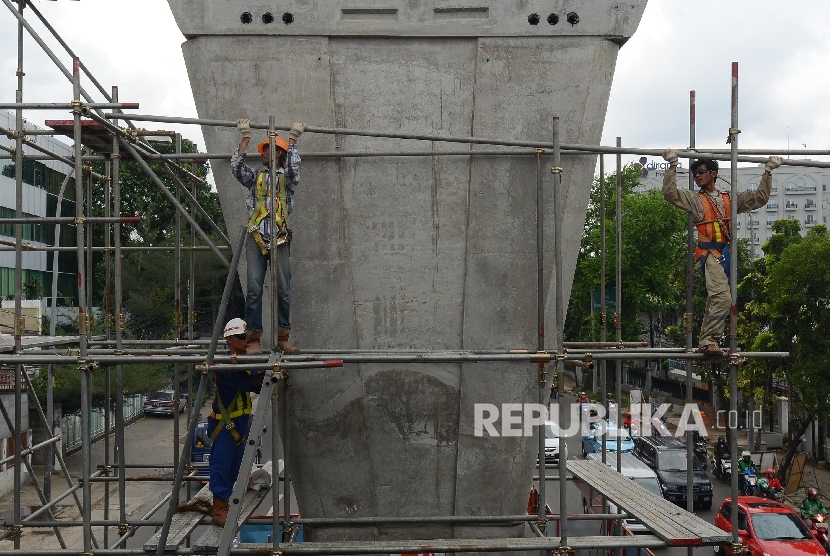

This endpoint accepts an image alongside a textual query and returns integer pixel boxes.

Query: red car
[714,496,826,556]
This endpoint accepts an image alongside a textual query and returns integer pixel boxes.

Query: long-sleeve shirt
[230,144,301,243]
[802,498,828,517]
[662,168,772,228]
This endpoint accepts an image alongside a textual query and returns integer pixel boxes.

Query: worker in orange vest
[661,150,783,356]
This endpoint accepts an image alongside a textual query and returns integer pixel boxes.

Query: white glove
[236,118,251,139]
[662,148,678,165]
[247,468,272,491]
[765,156,783,173]
[289,122,306,141]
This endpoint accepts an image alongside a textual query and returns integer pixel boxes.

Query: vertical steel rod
[12,2,24,549]
[112,85,128,546]
[686,91,696,522]
[173,133,182,474]
[729,61,741,548]
[272,389,280,550]
[615,138,623,475]
[72,56,95,554]
[269,116,278,350]
[535,146,546,544]
[552,117,567,546]
[599,153,608,525]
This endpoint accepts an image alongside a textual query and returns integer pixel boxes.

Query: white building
[0,110,77,324]
[633,155,829,259]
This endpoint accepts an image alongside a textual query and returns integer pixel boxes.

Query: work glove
[289,122,306,141]
[236,118,251,139]
[765,156,783,173]
[662,148,678,165]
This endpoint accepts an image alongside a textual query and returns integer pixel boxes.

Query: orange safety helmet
[257,136,289,154]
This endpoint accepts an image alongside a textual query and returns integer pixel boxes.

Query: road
[533,395,733,556]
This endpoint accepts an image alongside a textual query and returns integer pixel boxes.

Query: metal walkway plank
[238,535,666,554]
[567,459,730,546]
[144,460,278,552]
[193,460,277,552]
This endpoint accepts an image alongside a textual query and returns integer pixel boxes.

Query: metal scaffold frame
[0,3,805,556]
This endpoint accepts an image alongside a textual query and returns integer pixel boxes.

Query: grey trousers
[699,254,732,348]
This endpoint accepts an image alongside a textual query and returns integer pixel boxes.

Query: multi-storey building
[0,110,77,321]
[634,156,829,259]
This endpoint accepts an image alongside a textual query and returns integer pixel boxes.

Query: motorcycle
[712,454,732,481]
[739,468,758,495]
[806,513,830,552]
[756,478,784,503]
[693,438,708,471]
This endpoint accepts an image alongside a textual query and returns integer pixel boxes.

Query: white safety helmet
[742,450,751,458]
[223,318,247,338]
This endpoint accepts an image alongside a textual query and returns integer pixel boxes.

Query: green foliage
[30,364,172,413]
[566,164,688,342]
[22,276,44,300]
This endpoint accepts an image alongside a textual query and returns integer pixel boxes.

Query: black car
[632,435,713,509]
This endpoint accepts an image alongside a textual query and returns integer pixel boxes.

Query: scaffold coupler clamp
[730,541,747,556]
[726,127,741,144]
[5,523,22,538]
[555,545,574,556]
[550,166,563,175]
[117,522,132,536]
[729,352,748,367]
[535,514,548,532]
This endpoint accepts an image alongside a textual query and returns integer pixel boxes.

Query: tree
[566,164,688,343]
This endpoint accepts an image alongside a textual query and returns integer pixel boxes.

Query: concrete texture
[167,0,648,542]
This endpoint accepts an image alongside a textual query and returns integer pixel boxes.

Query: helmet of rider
[717,436,726,445]
[766,468,776,478]
[579,391,585,396]
[741,450,751,459]
[757,478,769,491]
[808,487,819,499]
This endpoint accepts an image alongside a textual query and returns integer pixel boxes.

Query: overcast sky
[2,0,829,170]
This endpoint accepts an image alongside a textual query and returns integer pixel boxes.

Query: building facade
[634,156,829,259]
[0,110,77,332]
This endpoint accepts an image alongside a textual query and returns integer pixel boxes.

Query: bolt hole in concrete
[567,11,579,25]
[283,12,294,24]
[547,13,559,25]
[528,13,540,25]
[240,11,253,24]
[262,12,274,24]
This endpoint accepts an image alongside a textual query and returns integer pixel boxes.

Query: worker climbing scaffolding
[231,118,306,354]
[661,149,783,355]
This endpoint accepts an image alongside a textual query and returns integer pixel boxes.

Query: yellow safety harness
[246,171,289,255]
[209,375,253,445]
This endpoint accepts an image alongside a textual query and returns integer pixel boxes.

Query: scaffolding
[1,2,820,556]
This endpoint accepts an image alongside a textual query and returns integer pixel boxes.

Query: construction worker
[208,318,264,526]
[661,150,783,356]
[232,119,306,354]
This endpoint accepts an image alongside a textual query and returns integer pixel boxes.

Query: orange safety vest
[694,190,731,260]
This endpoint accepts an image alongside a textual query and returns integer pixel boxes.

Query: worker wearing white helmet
[207,317,265,526]
[232,118,306,355]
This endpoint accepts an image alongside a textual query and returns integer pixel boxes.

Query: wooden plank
[567,459,730,546]
[193,460,276,552]
[145,460,280,552]
[143,483,213,552]
[239,535,666,554]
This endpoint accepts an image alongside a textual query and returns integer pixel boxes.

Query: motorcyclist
[576,391,589,404]
[714,436,729,463]
[801,487,828,519]
[738,450,757,473]
[765,468,783,491]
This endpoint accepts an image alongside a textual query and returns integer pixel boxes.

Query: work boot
[212,497,229,526]
[277,326,298,354]
[699,344,724,357]
[246,329,262,355]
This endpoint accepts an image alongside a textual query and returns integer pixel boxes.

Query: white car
[538,421,561,465]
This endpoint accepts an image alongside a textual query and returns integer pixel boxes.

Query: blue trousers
[245,234,291,332]
[208,415,250,501]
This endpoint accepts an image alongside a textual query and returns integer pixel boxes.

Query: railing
[61,394,147,452]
